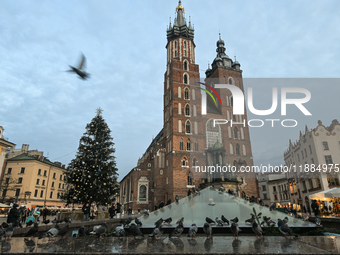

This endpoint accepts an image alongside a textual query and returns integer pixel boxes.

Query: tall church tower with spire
[162,1,201,200]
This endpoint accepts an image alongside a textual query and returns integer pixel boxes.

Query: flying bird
[187,223,198,238]
[25,223,39,238]
[203,223,212,238]
[67,53,90,80]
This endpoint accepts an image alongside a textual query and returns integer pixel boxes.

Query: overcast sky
[1,0,339,181]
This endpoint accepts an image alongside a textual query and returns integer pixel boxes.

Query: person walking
[116,203,121,218]
[7,204,20,227]
[22,207,29,223]
[42,207,49,221]
[109,204,115,218]
[82,202,90,221]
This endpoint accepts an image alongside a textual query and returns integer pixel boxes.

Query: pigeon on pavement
[315,216,321,227]
[5,223,14,241]
[269,203,276,211]
[0,226,4,240]
[175,195,179,203]
[2,222,9,229]
[176,217,184,225]
[149,225,163,239]
[206,217,215,224]
[25,223,39,238]
[252,219,264,237]
[129,223,144,239]
[64,217,72,224]
[39,224,60,241]
[94,223,107,239]
[58,224,70,238]
[278,219,298,237]
[283,217,289,224]
[231,222,241,238]
[124,217,133,226]
[215,217,224,226]
[155,218,163,227]
[164,217,172,225]
[135,218,142,227]
[78,226,89,237]
[245,215,255,224]
[142,209,149,216]
[203,223,212,238]
[43,219,50,225]
[230,217,239,223]
[115,224,125,238]
[187,223,198,238]
[221,215,229,225]
[169,222,184,238]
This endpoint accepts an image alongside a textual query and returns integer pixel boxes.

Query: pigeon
[58,224,70,238]
[187,223,198,238]
[64,217,71,224]
[67,53,90,80]
[128,223,144,239]
[302,212,310,221]
[206,217,215,224]
[221,215,229,225]
[231,217,239,223]
[5,223,14,241]
[166,199,172,205]
[26,220,34,227]
[176,217,184,225]
[259,199,264,206]
[2,222,9,229]
[94,223,107,239]
[24,238,36,252]
[78,226,89,237]
[231,222,241,238]
[210,184,215,190]
[283,217,289,225]
[164,217,172,225]
[215,217,224,226]
[25,223,39,238]
[278,219,298,237]
[142,209,149,216]
[175,195,179,203]
[252,219,264,237]
[245,215,255,224]
[203,223,212,238]
[115,224,125,238]
[149,225,163,239]
[155,218,163,227]
[0,226,4,240]
[159,201,165,208]
[135,218,142,227]
[43,219,50,225]
[39,224,60,241]
[219,186,225,192]
[269,203,276,211]
[52,218,58,224]
[124,217,133,226]
[169,222,184,238]
[91,225,102,233]
[315,216,321,226]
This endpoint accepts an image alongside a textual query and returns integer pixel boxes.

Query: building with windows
[0,144,68,208]
[284,119,340,211]
[0,126,16,184]
[119,1,258,213]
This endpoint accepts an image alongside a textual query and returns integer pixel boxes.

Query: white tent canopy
[0,203,10,208]
[309,188,340,200]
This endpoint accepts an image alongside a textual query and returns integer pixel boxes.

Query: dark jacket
[116,203,121,213]
[82,204,90,214]
[7,205,20,224]
[42,208,49,216]
[109,206,115,215]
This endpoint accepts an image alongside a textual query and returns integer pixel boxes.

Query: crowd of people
[81,202,122,221]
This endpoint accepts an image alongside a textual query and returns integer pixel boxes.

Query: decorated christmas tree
[64,108,119,206]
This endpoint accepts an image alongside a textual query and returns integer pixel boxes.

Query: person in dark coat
[42,207,49,221]
[82,203,90,221]
[109,204,115,218]
[7,204,20,226]
[116,203,121,214]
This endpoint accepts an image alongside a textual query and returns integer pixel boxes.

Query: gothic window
[178,120,182,133]
[233,115,237,122]
[236,144,240,155]
[175,50,177,57]
[184,74,188,84]
[187,139,191,151]
[184,87,189,99]
[180,138,184,150]
[175,41,177,49]
[194,121,198,134]
[185,120,191,133]
[243,144,246,155]
[182,157,187,167]
[193,158,197,166]
[178,86,182,98]
[230,144,234,154]
[178,103,181,114]
[187,172,193,185]
[195,139,198,151]
[193,105,197,116]
[230,96,233,107]
[192,89,195,100]
[234,127,239,139]
[184,50,187,57]
[241,127,244,139]
[139,185,146,201]
[185,104,190,116]
[184,41,187,48]
[228,77,233,84]
[184,61,188,71]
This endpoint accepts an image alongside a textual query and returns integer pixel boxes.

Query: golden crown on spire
[176,0,185,12]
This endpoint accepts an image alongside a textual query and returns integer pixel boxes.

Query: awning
[0,203,10,208]
[309,188,340,200]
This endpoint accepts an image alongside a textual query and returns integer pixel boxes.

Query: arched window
[230,144,234,154]
[236,144,240,155]
[228,77,233,84]
[193,105,197,116]
[178,120,182,133]
[185,120,191,133]
[194,121,198,134]
[195,140,198,151]
[184,88,190,99]
[184,61,188,71]
[180,138,183,150]
[175,41,177,49]
[233,115,237,122]
[241,127,244,139]
[182,157,187,166]
[230,96,233,107]
[185,104,190,116]
[184,74,188,84]
[139,185,146,201]
[178,103,181,114]
[178,87,182,98]
[234,127,238,139]
[192,89,195,100]
[187,139,191,151]
[193,158,197,166]
[184,41,187,48]
[187,172,193,185]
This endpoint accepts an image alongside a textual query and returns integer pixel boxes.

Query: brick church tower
[163,1,200,200]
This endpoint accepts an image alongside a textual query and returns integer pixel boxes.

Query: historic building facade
[120,1,259,213]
